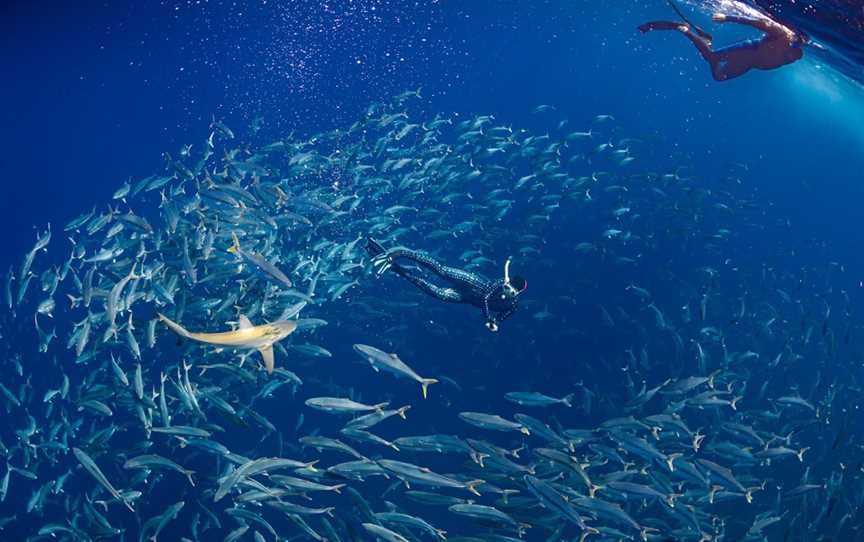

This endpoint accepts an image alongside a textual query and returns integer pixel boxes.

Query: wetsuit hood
[509,275,528,292]
[502,257,527,298]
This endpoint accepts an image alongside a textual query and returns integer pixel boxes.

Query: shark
[157,313,297,374]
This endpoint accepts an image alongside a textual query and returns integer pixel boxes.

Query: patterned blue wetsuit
[370,244,518,326]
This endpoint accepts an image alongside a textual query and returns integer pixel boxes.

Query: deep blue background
[2,2,864,539]
[2,0,863,271]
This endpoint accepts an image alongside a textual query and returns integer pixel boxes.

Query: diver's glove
[485,320,499,332]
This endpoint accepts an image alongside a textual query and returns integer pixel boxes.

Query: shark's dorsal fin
[238,315,253,330]
[259,345,275,374]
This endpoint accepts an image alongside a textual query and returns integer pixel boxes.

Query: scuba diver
[639,2,806,82]
[366,238,527,332]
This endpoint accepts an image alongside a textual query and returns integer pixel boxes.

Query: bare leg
[707,53,752,81]
[675,27,751,81]
[677,27,715,62]
[640,22,724,79]
[639,20,712,40]
[639,19,752,81]
[639,20,685,33]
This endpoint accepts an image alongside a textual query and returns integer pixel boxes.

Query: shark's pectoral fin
[259,345,275,374]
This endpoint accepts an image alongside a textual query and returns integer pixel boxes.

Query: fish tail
[666,452,683,472]
[397,405,411,419]
[122,496,135,512]
[562,393,575,407]
[227,231,240,254]
[465,479,485,496]
[470,452,488,467]
[420,378,438,399]
[589,483,603,498]
[185,470,196,487]
[331,484,345,494]
[156,313,191,339]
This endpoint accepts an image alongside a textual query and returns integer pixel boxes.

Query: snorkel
[502,257,515,298]
[501,257,526,299]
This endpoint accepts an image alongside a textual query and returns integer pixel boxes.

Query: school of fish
[0,91,858,542]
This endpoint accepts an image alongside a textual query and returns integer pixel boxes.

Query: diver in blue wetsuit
[366,238,527,332]
[639,11,805,81]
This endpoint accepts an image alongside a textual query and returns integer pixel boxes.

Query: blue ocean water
[1,1,864,541]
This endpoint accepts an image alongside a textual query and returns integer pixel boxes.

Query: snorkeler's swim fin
[366,237,408,277]
[365,237,387,257]
[666,0,713,41]
[366,237,395,276]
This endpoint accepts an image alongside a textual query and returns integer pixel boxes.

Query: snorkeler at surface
[639,10,806,81]
[366,238,527,332]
